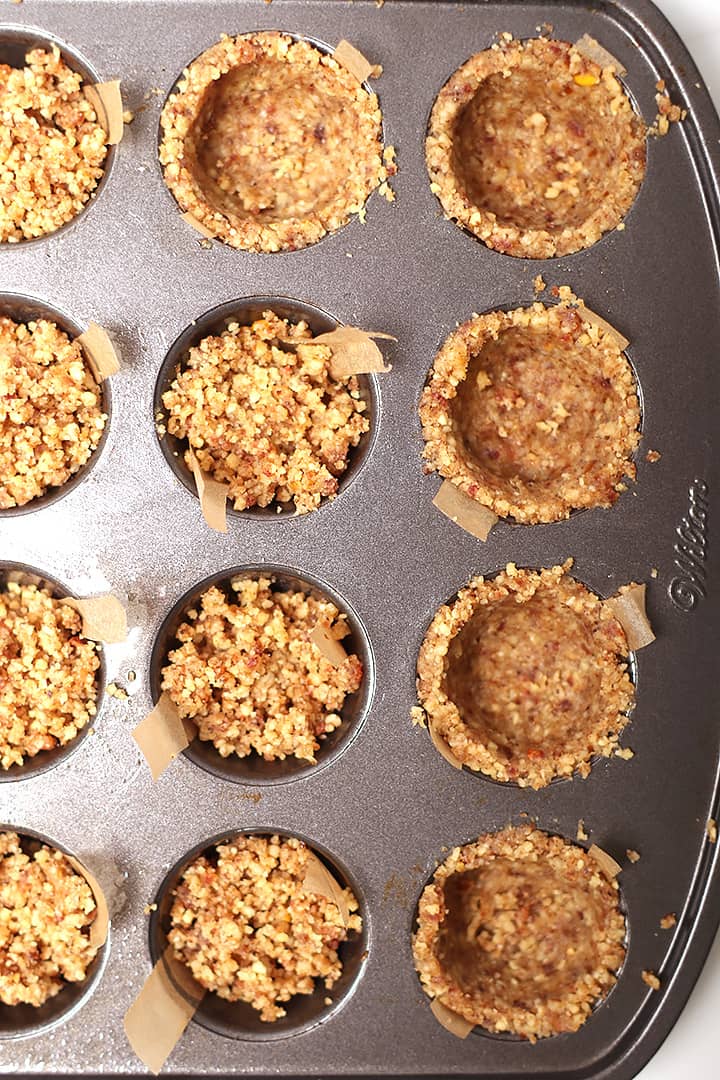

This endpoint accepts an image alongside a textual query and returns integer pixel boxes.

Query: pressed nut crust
[416,564,634,788]
[162,310,369,515]
[426,37,646,258]
[159,32,386,252]
[0,48,107,243]
[168,834,361,1021]
[419,300,641,524]
[0,582,99,770]
[161,577,363,763]
[413,826,626,1040]
[0,831,99,1007]
[0,318,106,509]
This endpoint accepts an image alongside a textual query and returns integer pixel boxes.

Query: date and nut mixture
[159,32,387,252]
[161,576,363,764]
[0,47,108,243]
[167,834,361,1021]
[416,563,635,788]
[413,826,626,1040]
[0,317,106,509]
[162,310,369,515]
[0,831,100,1007]
[419,299,641,524]
[0,582,100,771]
[426,36,646,258]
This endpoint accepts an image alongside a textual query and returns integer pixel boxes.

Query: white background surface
[628,1,720,1078]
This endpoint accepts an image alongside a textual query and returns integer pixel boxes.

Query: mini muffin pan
[0,1,718,1078]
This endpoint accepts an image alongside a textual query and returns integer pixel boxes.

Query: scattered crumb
[652,83,686,136]
[660,914,676,930]
[646,449,661,463]
[324,995,333,1005]
[615,747,634,760]
[411,706,427,729]
[379,180,396,203]
[106,682,128,701]
[143,903,158,915]
[122,109,134,124]
[376,0,385,7]
[240,792,262,804]
[707,818,717,843]
[626,849,641,863]
[642,970,661,991]
[198,237,213,250]
[127,670,137,682]
[533,274,546,292]
[577,820,588,841]
[616,222,626,231]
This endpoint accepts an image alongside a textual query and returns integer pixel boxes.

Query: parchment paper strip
[433,480,498,542]
[310,622,349,667]
[124,947,204,1075]
[312,326,394,378]
[133,693,196,781]
[84,80,124,144]
[588,844,623,880]
[429,997,474,1039]
[333,39,381,83]
[77,321,121,380]
[605,583,655,651]
[302,851,350,927]
[64,594,127,644]
[578,305,630,351]
[186,446,228,534]
[573,33,627,75]
[181,211,217,239]
[428,718,463,770]
[65,854,110,949]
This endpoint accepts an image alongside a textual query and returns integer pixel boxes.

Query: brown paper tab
[573,34,627,75]
[589,844,623,880]
[312,326,394,378]
[432,480,498,541]
[430,997,474,1039]
[302,852,350,927]
[64,594,127,644]
[333,39,381,83]
[77,321,121,380]
[84,80,124,144]
[578,305,630,351]
[133,693,196,781]
[310,622,349,667]
[124,947,204,1075]
[428,718,463,771]
[186,446,228,534]
[65,854,110,949]
[605,583,656,651]
[181,210,217,239]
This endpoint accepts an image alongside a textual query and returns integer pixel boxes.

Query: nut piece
[413,826,626,1040]
[168,834,361,1021]
[426,37,646,258]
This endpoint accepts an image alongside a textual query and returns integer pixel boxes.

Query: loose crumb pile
[416,563,634,787]
[419,299,641,523]
[159,32,386,252]
[426,36,646,258]
[168,834,361,1021]
[0,582,99,769]
[413,826,626,1040]
[161,576,363,762]
[0,317,106,508]
[0,831,99,1006]
[162,310,369,515]
[0,47,107,242]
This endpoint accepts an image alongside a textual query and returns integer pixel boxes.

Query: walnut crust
[161,577,363,763]
[416,564,634,788]
[426,37,646,258]
[0,582,100,770]
[159,32,386,253]
[0,48,108,243]
[412,826,626,1040]
[0,317,106,509]
[419,301,641,524]
[168,834,362,1022]
[0,831,99,1007]
[162,310,369,515]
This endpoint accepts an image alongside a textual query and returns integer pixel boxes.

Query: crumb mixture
[413,826,626,1040]
[161,576,363,763]
[168,834,361,1021]
[0,317,106,509]
[426,37,646,258]
[159,32,386,252]
[0,831,99,1006]
[0,582,99,770]
[419,299,641,524]
[162,310,369,515]
[416,563,634,788]
[0,47,107,243]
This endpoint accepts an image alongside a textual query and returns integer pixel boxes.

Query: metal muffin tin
[1,1,718,1078]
